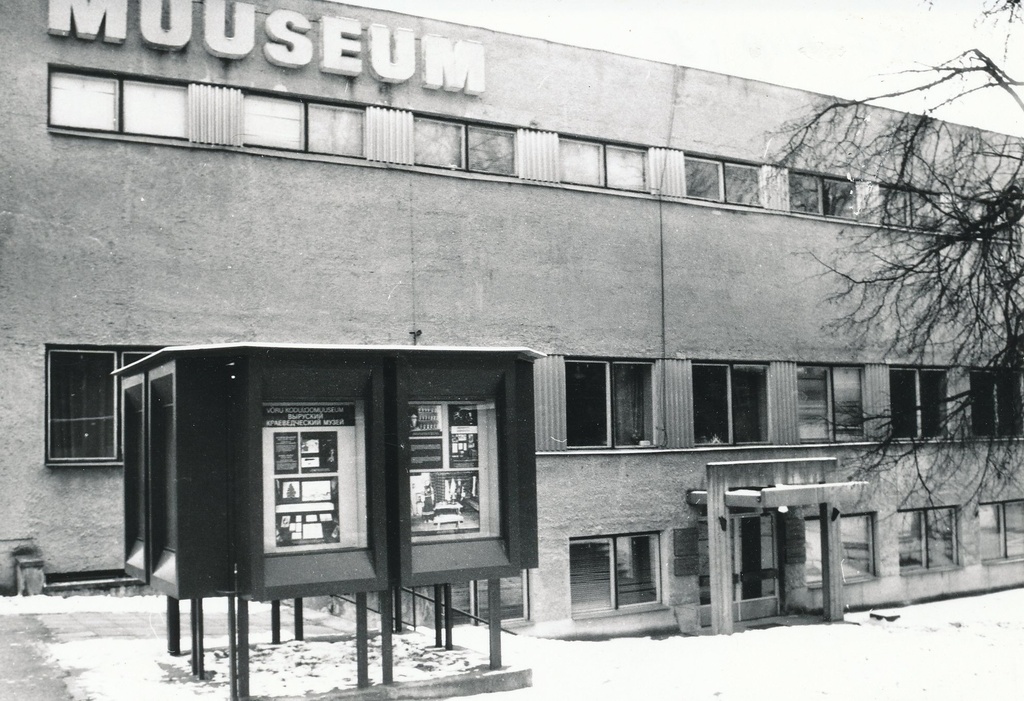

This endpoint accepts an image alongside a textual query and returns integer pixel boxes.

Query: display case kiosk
[117,343,540,698]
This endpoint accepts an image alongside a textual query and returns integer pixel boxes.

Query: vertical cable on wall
[653,65,682,447]
[408,180,419,343]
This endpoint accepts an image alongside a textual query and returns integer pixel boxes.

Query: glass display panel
[409,401,499,540]
[560,139,603,186]
[243,95,303,150]
[123,81,187,138]
[789,172,821,214]
[308,104,364,157]
[724,163,760,205]
[414,118,464,169]
[606,146,646,191]
[262,402,367,552]
[50,73,118,131]
[467,126,515,175]
[685,158,721,200]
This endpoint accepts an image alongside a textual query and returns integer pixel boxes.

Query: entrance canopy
[686,480,867,509]
[688,457,867,635]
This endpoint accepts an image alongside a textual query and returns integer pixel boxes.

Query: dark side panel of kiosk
[121,357,237,600]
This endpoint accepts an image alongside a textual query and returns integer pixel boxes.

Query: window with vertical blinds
[570,533,659,616]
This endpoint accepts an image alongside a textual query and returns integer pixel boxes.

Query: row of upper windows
[43,348,1024,463]
[563,359,1023,450]
[48,69,928,222]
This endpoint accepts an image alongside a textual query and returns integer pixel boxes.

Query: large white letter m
[48,0,127,44]
[421,35,485,95]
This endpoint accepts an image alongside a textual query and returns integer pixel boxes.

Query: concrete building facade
[2,1,1023,635]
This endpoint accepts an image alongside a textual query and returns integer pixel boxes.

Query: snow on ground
[2,589,1024,700]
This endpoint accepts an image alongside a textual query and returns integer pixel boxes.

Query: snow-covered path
[2,588,1022,700]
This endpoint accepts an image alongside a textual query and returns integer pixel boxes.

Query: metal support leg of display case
[443,583,453,651]
[293,598,304,641]
[380,590,393,685]
[270,600,281,644]
[238,598,250,700]
[227,595,237,701]
[433,585,443,648]
[166,597,181,656]
[191,598,205,679]
[488,579,502,670]
[356,593,369,689]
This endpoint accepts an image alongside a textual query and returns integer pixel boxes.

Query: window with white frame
[467,125,515,175]
[898,507,957,571]
[789,172,857,218]
[979,500,1024,561]
[560,139,604,186]
[564,360,654,448]
[122,81,188,138]
[889,368,947,439]
[307,104,364,158]
[789,172,821,214]
[797,366,863,442]
[692,363,768,444]
[243,95,304,150]
[723,163,760,206]
[606,145,646,191]
[822,177,856,218]
[804,513,875,584]
[50,72,118,131]
[970,370,1022,437]
[685,157,722,200]
[47,347,154,463]
[569,533,660,616]
[414,117,465,169]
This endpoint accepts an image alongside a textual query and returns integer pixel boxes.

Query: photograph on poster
[301,479,334,503]
[300,431,337,473]
[410,469,482,534]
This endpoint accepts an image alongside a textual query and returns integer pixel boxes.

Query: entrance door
[732,513,779,621]
[697,513,779,626]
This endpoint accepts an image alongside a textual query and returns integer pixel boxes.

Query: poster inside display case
[262,402,367,553]
[409,401,499,540]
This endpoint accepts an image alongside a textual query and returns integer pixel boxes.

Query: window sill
[571,602,667,621]
[46,461,123,469]
[899,565,961,577]
[982,556,1024,566]
[805,575,875,590]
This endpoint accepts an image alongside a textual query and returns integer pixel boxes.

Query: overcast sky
[336,0,1023,136]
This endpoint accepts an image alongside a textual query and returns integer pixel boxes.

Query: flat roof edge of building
[114,342,546,376]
